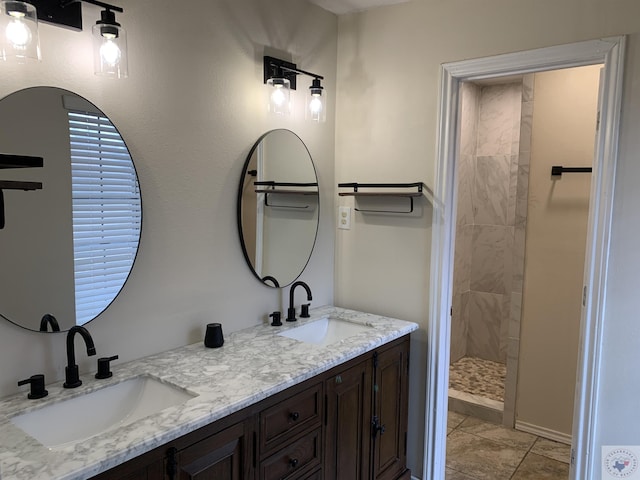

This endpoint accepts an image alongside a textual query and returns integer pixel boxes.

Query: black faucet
[64,326,96,388]
[39,314,60,332]
[286,281,312,322]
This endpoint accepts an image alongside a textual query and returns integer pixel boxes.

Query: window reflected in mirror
[0,87,141,332]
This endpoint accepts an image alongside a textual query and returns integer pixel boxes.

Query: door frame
[424,36,626,480]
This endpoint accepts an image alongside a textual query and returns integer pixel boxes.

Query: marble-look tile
[477,84,521,156]
[450,292,469,363]
[511,452,570,479]
[502,382,516,429]
[512,226,526,293]
[522,74,535,103]
[515,163,530,228]
[503,338,520,428]
[470,225,508,294]
[448,411,468,431]
[460,83,481,156]
[453,223,472,295]
[508,292,523,339]
[511,87,523,155]
[467,291,503,362]
[499,290,511,362]
[446,468,478,480]
[473,155,510,226]
[518,101,534,153]
[458,416,537,451]
[446,430,527,480]
[531,437,572,464]
[456,154,475,226]
[507,155,519,227]
[501,227,514,304]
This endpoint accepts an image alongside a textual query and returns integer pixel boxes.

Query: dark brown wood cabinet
[324,337,410,480]
[92,336,410,480]
[170,421,252,480]
[324,359,372,480]
[371,340,409,480]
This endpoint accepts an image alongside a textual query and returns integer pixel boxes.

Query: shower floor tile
[449,356,506,402]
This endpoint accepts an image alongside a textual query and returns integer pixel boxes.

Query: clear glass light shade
[0,1,40,62]
[306,89,326,123]
[92,23,128,78]
[267,77,291,116]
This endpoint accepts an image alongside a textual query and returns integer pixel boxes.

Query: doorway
[423,37,625,480]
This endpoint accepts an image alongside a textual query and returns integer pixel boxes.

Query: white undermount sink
[10,375,197,449]
[278,316,372,346]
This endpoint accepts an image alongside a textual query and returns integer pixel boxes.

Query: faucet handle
[95,355,119,379]
[18,374,48,399]
[269,311,282,327]
[286,307,297,322]
[300,303,310,318]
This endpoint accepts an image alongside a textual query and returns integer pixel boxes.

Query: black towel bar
[551,165,593,177]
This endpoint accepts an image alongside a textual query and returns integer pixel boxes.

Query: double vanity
[0,306,417,480]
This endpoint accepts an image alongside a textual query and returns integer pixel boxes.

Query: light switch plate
[338,206,351,230]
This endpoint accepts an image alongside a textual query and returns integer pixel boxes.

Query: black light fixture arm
[264,56,323,91]
[279,64,324,81]
[60,0,123,13]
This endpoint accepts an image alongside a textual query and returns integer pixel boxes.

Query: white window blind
[68,111,141,325]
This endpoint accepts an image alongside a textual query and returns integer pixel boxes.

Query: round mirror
[237,129,319,288]
[0,87,142,332]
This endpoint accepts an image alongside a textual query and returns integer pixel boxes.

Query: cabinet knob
[289,411,300,421]
[289,458,299,468]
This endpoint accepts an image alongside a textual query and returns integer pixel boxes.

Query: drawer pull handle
[290,458,299,468]
[290,411,300,421]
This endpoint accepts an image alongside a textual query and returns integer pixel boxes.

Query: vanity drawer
[260,382,322,452]
[259,427,322,480]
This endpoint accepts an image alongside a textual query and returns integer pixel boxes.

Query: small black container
[204,323,224,348]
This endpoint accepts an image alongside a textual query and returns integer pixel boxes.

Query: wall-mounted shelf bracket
[0,153,44,229]
[254,181,318,209]
[0,153,44,169]
[338,182,430,214]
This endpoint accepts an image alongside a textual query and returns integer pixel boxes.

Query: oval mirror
[0,87,142,332]
[237,129,319,288]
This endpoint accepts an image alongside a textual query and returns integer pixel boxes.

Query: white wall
[0,0,337,398]
[334,0,640,474]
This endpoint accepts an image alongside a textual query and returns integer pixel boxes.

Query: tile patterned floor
[446,412,571,480]
[449,356,507,402]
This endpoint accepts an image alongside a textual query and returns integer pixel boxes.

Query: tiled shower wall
[451,79,533,369]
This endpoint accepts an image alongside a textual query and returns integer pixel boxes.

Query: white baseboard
[515,420,572,445]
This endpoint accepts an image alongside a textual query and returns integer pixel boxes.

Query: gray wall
[0,0,337,397]
[334,0,640,474]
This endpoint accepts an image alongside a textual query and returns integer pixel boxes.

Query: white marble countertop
[0,306,418,480]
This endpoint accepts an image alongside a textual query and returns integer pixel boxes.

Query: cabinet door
[372,340,409,480]
[172,421,253,480]
[324,359,372,480]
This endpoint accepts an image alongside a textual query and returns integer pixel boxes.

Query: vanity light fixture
[90,4,127,78]
[0,1,41,62]
[264,56,327,123]
[4,0,127,77]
